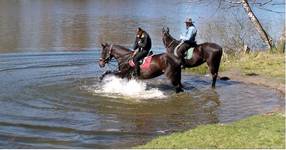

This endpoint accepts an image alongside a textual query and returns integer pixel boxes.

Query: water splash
[93,75,167,99]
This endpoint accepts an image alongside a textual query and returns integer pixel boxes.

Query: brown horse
[98,43,184,93]
[162,27,223,88]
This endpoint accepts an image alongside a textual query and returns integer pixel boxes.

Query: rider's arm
[181,26,197,42]
[132,49,138,57]
[132,37,139,51]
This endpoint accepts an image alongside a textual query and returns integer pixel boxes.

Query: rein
[167,39,175,48]
[164,34,181,57]
[100,44,133,69]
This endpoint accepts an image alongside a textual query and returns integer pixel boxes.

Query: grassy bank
[185,52,285,83]
[136,113,285,149]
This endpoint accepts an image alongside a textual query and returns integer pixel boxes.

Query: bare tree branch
[252,0,273,6]
[222,0,242,4]
[256,6,285,13]
[241,0,274,49]
[271,2,286,5]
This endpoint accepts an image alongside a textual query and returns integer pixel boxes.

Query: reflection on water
[0,0,284,53]
[0,0,191,52]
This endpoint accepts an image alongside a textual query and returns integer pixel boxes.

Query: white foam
[94,75,166,99]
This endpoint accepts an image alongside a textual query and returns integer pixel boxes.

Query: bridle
[163,32,175,48]
[100,44,113,64]
[167,39,175,48]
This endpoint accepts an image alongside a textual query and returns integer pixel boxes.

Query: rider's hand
[132,49,138,57]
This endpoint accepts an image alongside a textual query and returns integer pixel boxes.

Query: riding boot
[181,58,186,69]
[134,64,140,78]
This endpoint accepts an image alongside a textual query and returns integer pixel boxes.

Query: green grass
[136,113,285,149]
[237,53,285,80]
[185,52,285,83]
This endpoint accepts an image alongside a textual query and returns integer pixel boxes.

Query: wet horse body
[162,27,223,88]
[99,43,183,93]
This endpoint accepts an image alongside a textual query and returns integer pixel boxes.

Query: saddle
[174,41,196,59]
[128,51,153,70]
[185,47,194,60]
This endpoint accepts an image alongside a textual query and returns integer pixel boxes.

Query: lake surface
[0,0,284,53]
[0,0,284,148]
[0,51,283,148]
[0,0,190,52]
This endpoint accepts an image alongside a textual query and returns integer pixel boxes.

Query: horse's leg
[207,52,222,88]
[113,71,127,78]
[99,70,113,81]
[165,65,183,93]
[100,70,126,80]
[176,69,184,93]
[206,61,218,88]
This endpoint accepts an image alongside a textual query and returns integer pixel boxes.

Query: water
[0,0,284,148]
[0,0,284,52]
[0,52,283,148]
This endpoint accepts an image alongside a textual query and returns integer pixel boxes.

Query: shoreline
[220,69,285,96]
[136,113,285,149]
[184,68,285,112]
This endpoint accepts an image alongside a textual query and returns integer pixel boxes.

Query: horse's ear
[166,27,169,33]
[137,27,142,32]
[101,42,107,48]
[162,27,165,33]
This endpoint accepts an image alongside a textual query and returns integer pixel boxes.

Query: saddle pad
[128,56,153,70]
[185,47,194,60]
[140,55,152,70]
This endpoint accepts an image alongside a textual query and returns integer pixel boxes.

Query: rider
[175,17,197,66]
[132,27,152,77]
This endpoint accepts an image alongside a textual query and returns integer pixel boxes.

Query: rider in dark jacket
[132,27,152,77]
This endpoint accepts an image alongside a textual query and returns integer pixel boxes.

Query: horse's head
[161,27,172,48]
[162,27,179,54]
[99,43,113,68]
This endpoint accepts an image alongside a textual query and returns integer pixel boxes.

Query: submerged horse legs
[164,64,184,93]
[206,62,219,88]
[207,51,222,88]
[99,70,126,81]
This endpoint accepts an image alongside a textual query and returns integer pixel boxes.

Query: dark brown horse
[98,43,184,93]
[162,27,223,88]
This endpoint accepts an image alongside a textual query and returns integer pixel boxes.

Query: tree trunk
[241,0,274,49]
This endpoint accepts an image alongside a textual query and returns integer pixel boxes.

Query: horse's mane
[113,44,132,53]
[169,31,179,41]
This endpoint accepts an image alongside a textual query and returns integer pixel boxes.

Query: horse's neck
[168,40,179,53]
[111,46,132,64]
[167,35,179,52]
[116,52,132,63]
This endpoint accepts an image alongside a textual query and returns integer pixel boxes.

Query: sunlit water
[0,51,283,148]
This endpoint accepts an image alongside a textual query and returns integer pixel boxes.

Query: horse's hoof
[176,88,184,93]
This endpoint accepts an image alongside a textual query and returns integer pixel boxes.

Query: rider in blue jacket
[175,18,197,65]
